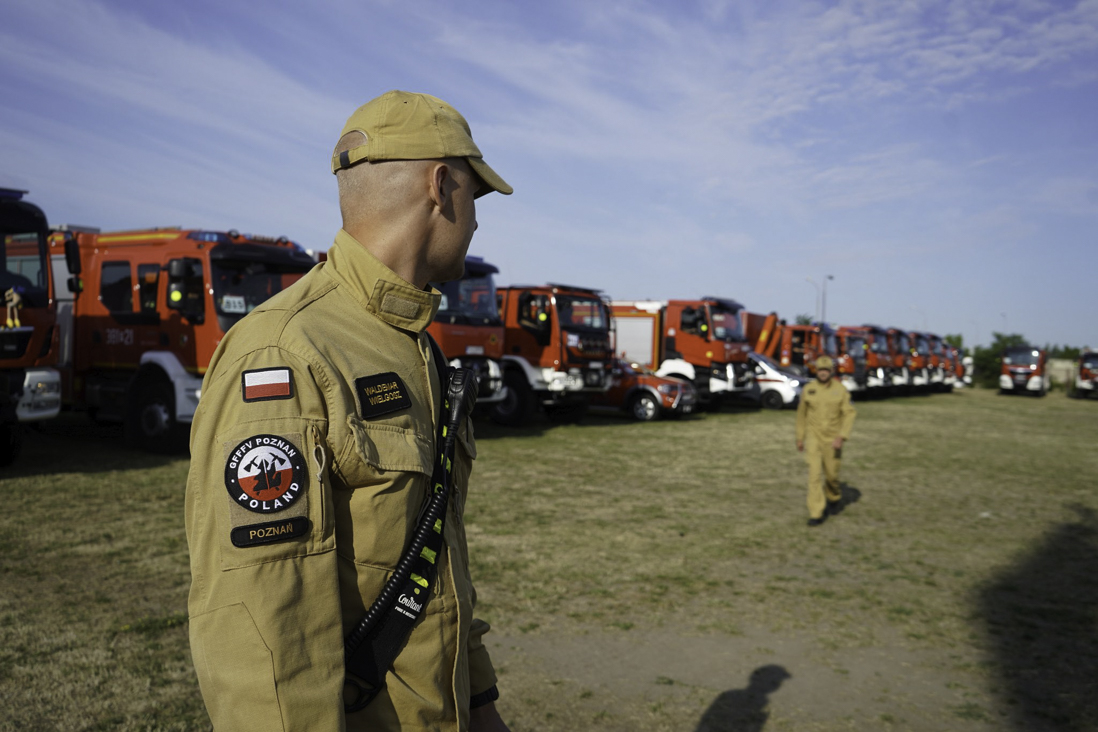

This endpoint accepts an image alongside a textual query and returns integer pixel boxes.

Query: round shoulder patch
[224,434,308,514]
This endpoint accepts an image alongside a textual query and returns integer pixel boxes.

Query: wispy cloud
[1,0,1095,343]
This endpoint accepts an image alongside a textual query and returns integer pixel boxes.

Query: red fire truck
[55,227,316,451]
[1072,350,1098,398]
[999,345,1050,396]
[907,331,931,392]
[748,314,838,378]
[883,326,913,393]
[492,284,614,425]
[834,326,870,394]
[0,189,64,464]
[426,256,506,406]
[838,325,891,395]
[924,333,951,391]
[611,298,754,408]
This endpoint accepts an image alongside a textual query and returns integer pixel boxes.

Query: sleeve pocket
[190,603,285,732]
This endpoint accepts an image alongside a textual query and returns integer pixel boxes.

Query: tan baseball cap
[331,90,512,198]
[815,355,835,370]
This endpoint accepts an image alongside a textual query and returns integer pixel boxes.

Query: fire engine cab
[999,345,1050,397]
[0,189,63,464]
[611,297,754,408]
[55,227,315,451]
[427,255,506,406]
[493,284,613,425]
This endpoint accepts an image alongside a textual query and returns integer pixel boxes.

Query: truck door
[92,260,141,368]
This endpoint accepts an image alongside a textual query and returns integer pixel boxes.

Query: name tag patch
[242,368,294,402]
[355,372,412,418]
[224,434,308,514]
[231,517,310,548]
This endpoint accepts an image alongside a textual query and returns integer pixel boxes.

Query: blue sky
[2,0,1096,348]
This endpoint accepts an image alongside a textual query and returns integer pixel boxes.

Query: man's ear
[429,162,452,211]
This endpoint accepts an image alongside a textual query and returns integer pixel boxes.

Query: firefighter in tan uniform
[795,355,856,526]
[185,91,512,731]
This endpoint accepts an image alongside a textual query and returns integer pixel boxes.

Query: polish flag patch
[241,368,294,402]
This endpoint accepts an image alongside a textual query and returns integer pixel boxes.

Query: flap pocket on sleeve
[190,603,284,731]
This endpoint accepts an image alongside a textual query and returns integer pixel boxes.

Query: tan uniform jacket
[795,377,856,443]
[185,230,496,732]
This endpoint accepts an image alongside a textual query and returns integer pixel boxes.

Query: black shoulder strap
[425,332,451,429]
[343,332,456,713]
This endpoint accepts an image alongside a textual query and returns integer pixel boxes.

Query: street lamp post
[821,275,834,325]
[806,277,820,323]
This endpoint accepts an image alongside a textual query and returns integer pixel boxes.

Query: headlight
[657,383,679,395]
[789,379,800,387]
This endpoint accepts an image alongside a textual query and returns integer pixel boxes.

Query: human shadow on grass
[978,504,1098,730]
[838,484,862,510]
[694,665,791,732]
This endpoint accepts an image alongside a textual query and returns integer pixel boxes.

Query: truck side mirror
[681,307,698,333]
[168,258,190,279]
[518,292,551,346]
[166,257,205,324]
[681,307,709,337]
[64,237,82,275]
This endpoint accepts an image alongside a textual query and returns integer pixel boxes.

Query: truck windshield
[893,333,909,352]
[1082,354,1098,369]
[212,259,311,331]
[556,295,608,332]
[868,336,887,354]
[436,273,501,326]
[914,336,929,355]
[1003,348,1040,367]
[709,308,744,342]
[1,231,49,309]
[846,336,866,359]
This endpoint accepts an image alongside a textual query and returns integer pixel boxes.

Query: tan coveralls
[185,230,496,731]
[795,377,856,520]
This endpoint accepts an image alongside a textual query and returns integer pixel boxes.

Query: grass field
[1,387,1096,731]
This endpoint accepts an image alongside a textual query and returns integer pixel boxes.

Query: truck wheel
[630,392,660,422]
[126,377,185,454]
[490,371,534,427]
[0,424,24,467]
[761,390,785,410]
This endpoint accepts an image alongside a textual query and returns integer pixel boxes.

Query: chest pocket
[334,416,433,569]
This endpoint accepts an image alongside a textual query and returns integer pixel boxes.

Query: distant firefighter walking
[795,356,856,526]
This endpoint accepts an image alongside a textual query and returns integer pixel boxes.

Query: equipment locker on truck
[55,227,315,451]
[0,189,63,465]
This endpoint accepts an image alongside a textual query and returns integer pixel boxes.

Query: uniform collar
[326,229,441,333]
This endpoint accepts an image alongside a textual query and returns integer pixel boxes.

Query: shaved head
[334,132,435,230]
